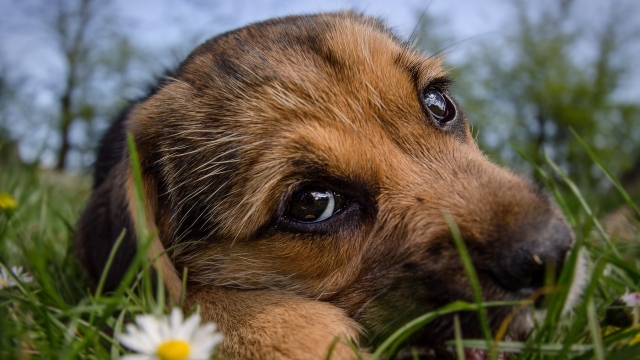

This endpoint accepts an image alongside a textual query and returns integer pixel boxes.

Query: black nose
[489,218,573,293]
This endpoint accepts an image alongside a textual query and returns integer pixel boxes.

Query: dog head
[117,12,579,356]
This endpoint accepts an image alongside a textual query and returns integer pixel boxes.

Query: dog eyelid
[420,75,452,91]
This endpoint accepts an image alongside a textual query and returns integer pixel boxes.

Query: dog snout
[487,217,573,293]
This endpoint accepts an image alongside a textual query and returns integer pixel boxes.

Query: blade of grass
[450,340,592,355]
[344,338,365,360]
[370,300,478,360]
[587,298,605,360]
[445,213,494,358]
[94,229,127,299]
[571,128,640,219]
[127,134,147,243]
[411,348,420,360]
[155,265,166,315]
[127,134,156,308]
[453,314,465,360]
[111,309,127,360]
[544,154,617,254]
[179,267,188,307]
[325,337,340,360]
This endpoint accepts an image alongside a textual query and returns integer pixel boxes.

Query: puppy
[75,12,581,359]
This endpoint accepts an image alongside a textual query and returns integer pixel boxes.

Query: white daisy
[119,308,223,360]
[0,265,33,289]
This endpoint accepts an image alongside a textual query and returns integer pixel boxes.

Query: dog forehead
[133,12,460,190]
[174,12,445,113]
[170,12,449,152]
[177,12,405,80]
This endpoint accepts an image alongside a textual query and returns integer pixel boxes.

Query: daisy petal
[170,308,184,330]
[178,312,201,340]
[119,330,155,354]
[136,315,163,346]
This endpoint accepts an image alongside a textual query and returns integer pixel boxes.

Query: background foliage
[440,1,640,211]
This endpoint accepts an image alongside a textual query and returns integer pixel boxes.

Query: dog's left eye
[423,88,454,123]
[287,189,347,223]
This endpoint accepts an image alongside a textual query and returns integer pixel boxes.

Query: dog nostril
[489,219,572,294]
[490,251,564,293]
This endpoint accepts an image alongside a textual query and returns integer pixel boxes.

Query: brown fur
[75,12,575,359]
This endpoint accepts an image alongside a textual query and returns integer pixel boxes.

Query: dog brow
[424,75,453,90]
[395,51,450,91]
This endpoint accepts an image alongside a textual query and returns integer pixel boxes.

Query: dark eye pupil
[424,89,448,120]
[287,189,347,223]
[291,191,330,221]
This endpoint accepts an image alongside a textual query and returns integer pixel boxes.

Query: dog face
[77,12,578,356]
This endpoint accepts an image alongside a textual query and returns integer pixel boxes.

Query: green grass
[1,138,640,359]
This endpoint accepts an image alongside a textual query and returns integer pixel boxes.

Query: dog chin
[396,250,588,360]
[396,310,534,360]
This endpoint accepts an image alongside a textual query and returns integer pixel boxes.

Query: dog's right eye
[287,189,347,223]
[423,88,455,124]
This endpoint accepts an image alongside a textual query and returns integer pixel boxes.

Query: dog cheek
[349,254,459,337]
[354,276,448,346]
[178,231,365,295]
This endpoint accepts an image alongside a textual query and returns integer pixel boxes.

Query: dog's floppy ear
[74,107,182,301]
[123,100,184,302]
[74,160,137,292]
[123,163,183,302]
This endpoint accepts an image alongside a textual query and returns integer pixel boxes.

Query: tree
[0,64,20,162]
[0,66,10,135]
[440,0,640,199]
[0,0,147,170]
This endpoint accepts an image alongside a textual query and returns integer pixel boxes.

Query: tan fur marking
[187,286,363,360]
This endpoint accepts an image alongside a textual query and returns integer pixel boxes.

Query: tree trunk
[55,66,75,171]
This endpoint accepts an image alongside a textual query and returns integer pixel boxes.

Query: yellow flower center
[156,340,191,360]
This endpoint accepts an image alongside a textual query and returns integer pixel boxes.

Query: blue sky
[3,0,636,98]
[0,0,510,92]
[2,0,636,96]
[0,0,638,167]
[117,0,510,51]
